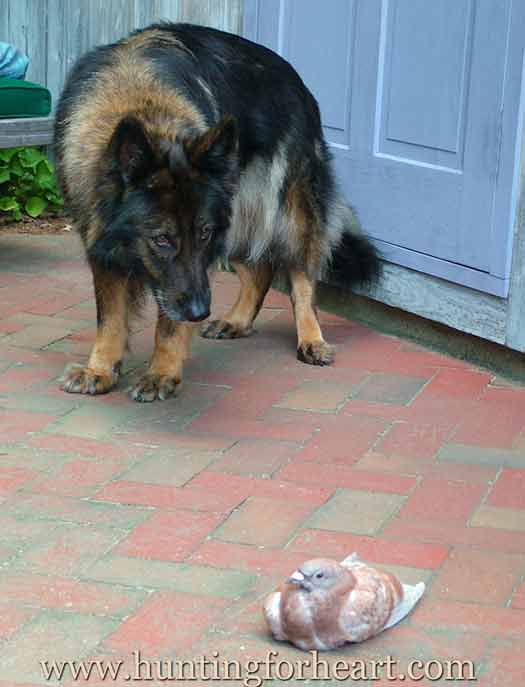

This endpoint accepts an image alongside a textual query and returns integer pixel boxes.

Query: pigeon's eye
[153,235,171,249]
[316,572,324,580]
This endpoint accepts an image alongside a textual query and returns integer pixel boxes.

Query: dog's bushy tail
[326,204,381,289]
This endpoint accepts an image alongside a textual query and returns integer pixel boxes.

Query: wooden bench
[0,116,54,148]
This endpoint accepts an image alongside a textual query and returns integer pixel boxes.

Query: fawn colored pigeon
[263,553,425,651]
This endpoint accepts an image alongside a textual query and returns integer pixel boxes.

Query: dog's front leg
[63,262,129,395]
[131,314,193,402]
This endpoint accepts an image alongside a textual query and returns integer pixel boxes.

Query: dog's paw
[297,341,335,366]
[200,319,254,339]
[130,373,182,402]
[62,363,120,395]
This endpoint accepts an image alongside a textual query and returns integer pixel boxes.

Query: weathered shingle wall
[0,0,243,104]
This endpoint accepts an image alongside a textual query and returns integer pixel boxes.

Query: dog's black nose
[184,300,210,322]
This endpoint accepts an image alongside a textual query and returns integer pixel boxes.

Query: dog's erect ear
[185,116,239,180]
[110,116,154,184]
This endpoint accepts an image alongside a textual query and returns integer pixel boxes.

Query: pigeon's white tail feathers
[384,582,425,630]
[340,552,360,568]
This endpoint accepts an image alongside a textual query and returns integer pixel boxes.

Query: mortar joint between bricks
[505,571,525,609]
[375,493,410,538]
[475,637,501,678]
[406,371,436,407]
[348,372,374,400]
[104,526,140,559]
[216,438,242,456]
[3,605,39,643]
[77,570,157,595]
[191,381,234,390]
[368,420,396,453]
[446,417,465,447]
[224,496,250,516]
[402,472,424,497]
[466,465,504,528]
[511,564,525,605]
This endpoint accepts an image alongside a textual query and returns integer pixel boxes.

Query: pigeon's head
[287,558,348,593]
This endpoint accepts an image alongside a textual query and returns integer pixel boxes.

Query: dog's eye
[200,225,213,243]
[316,572,324,579]
[153,235,171,248]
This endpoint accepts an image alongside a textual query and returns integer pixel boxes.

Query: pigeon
[263,553,425,651]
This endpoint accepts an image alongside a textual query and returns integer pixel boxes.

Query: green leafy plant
[0,147,64,221]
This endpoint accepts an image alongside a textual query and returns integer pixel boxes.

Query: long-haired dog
[54,23,380,401]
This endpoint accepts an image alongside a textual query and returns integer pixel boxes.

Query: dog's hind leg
[62,263,130,395]
[201,261,273,339]
[131,315,193,402]
[290,270,334,366]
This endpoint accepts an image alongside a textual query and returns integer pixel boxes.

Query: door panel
[245,0,525,296]
[281,0,356,146]
[383,0,472,164]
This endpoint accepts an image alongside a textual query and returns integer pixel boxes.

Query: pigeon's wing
[384,582,425,630]
[263,591,287,641]
[339,588,381,642]
[340,552,360,568]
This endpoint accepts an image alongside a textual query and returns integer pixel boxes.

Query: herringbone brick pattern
[0,234,524,685]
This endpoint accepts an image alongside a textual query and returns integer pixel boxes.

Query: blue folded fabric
[0,41,30,79]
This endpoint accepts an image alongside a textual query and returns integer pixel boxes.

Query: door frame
[243,0,525,298]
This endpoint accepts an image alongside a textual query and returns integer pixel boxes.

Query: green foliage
[0,147,64,221]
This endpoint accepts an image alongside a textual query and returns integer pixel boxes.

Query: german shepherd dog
[55,23,379,402]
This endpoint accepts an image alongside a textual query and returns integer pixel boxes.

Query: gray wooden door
[244,0,525,296]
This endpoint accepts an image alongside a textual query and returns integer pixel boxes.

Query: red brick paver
[1,234,525,684]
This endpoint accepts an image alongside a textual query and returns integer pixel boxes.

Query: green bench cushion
[0,78,51,118]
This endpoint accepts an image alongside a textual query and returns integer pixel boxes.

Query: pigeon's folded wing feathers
[340,553,360,568]
[339,588,380,642]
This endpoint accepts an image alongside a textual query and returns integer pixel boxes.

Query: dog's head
[89,114,239,322]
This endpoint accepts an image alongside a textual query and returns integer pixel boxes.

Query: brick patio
[0,232,524,685]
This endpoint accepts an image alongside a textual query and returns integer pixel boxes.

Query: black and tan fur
[54,23,380,402]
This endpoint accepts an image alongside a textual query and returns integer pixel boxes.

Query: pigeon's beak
[287,570,312,591]
[287,570,305,585]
